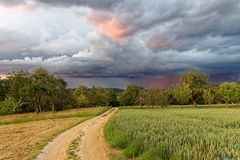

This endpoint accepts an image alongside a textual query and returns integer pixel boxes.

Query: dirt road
[37,108,116,160]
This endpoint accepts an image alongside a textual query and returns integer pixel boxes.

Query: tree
[218,82,240,105]
[99,88,118,106]
[0,68,79,114]
[172,83,192,106]
[119,84,144,106]
[233,88,240,106]
[139,88,169,107]
[74,86,118,107]
[29,68,52,113]
[0,96,23,114]
[203,88,215,105]
[87,87,117,106]
[6,70,31,111]
[48,76,68,112]
[180,70,208,107]
[0,78,8,101]
[87,86,103,106]
[74,85,90,106]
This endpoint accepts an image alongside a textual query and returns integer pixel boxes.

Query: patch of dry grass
[0,107,109,125]
[0,117,86,160]
[0,107,110,159]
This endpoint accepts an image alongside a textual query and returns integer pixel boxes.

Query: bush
[139,88,169,107]
[0,96,22,115]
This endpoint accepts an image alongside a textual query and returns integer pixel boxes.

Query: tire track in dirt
[37,108,116,160]
[78,109,116,160]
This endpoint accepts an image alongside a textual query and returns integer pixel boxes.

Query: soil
[37,108,116,160]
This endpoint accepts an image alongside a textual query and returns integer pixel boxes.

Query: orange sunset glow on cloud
[2,1,35,12]
[86,10,126,40]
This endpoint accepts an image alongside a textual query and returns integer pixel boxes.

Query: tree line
[0,68,76,114]
[1,69,240,114]
[118,70,240,107]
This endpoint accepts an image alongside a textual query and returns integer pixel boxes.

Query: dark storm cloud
[84,0,240,38]
[2,0,240,38]
[0,0,119,9]
[1,32,240,79]
[0,29,35,59]
[0,0,26,6]
[1,0,240,84]
[38,0,119,9]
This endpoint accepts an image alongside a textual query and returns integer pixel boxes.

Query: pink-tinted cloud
[147,36,171,51]
[7,0,35,12]
[86,9,127,39]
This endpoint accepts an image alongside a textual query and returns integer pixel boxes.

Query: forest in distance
[0,68,240,115]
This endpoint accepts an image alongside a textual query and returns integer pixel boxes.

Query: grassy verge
[119,104,240,109]
[0,107,110,125]
[105,118,129,160]
[105,108,240,160]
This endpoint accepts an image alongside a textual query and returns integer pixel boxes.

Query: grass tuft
[67,132,84,160]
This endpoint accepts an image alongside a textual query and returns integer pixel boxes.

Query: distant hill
[111,88,124,93]
[68,87,123,93]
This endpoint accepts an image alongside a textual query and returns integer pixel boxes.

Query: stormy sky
[0,0,240,88]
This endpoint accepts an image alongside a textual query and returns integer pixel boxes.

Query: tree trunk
[193,99,197,108]
[38,103,42,112]
[52,100,55,112]
[35,104,39,114]
[35,96,41,114]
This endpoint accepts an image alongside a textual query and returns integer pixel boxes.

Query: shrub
[0,96,22,115]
